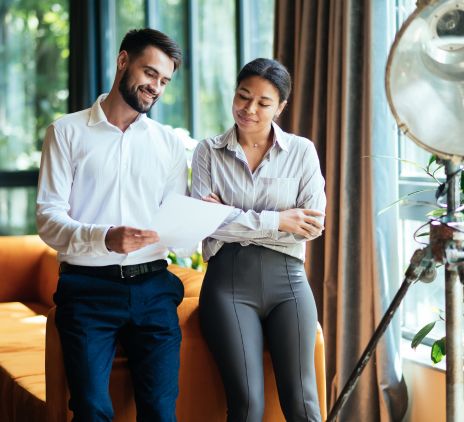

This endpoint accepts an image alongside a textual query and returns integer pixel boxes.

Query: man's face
[118,46,175,114]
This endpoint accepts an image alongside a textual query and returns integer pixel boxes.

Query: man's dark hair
[119,28,182,71]
[236,58,292,103]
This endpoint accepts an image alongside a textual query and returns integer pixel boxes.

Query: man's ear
[117,50,129,71]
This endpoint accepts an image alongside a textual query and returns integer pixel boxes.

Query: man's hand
[105,226,159,253]
[279,209,325,238]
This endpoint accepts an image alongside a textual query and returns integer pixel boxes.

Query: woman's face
[232,76,286,135]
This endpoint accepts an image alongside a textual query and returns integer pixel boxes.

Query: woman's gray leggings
[199,243,321,422]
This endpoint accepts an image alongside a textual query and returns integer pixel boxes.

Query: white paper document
[152,194,234,249]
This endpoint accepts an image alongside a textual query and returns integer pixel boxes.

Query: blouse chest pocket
[256,177,299,211]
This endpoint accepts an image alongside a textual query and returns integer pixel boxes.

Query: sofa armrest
[0,235,49,303]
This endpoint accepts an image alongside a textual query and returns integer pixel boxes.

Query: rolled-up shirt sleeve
[232,142,326,247]
[278,141,326,243]
[36,125,111,256]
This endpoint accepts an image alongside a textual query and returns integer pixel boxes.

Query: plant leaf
[402,200,442,208]
[411,321,436,349]
[377,189,435,216]
[427,208,447,217]
[365,155,428,171]
[426,155,444,174]
[431,337,446,364]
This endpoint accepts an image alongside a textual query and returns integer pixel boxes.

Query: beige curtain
[274,1,408,421]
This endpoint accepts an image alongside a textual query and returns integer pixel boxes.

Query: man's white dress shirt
[37,94,188,266]
[191,122,326,262]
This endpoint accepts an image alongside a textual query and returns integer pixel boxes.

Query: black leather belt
[60,260,168,279]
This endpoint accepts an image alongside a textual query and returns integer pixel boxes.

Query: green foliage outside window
[150,0,189,131]
[0,0,69,170]
[0,0,69,235]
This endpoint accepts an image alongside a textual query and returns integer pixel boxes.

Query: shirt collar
[211,126,239,150]
[211,121,289,152]
[87,94,149,128]
[271,121,289,151]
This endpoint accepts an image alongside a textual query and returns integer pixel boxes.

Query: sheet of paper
[152,194,234,249]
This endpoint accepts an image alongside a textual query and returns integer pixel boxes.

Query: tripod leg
[445,268,464,422]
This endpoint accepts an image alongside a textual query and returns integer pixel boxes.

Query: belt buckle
[120,265,138,279]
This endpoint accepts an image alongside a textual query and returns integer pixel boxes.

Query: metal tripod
[326,161,463,422]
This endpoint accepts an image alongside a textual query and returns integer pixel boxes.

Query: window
[101,0,146,93]
[196,0,237,138]
[0,0,69,234]
[148,0,190,131]
[239,0,275,63]
[148,0,275,139]
[0,0,275,235]
[392,0,447,342]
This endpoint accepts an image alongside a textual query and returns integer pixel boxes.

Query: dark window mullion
[236,0,248,70]
[0,170,39,188]
[99,0,116,94]
[145,0,160,122]
[145,0,157,27]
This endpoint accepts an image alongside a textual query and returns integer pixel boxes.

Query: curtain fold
[274,1,408,421]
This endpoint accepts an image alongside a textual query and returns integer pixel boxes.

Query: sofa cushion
[0,302,47,422]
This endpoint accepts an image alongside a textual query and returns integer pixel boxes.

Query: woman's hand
[279,209,325,238]
[202,193,223,204]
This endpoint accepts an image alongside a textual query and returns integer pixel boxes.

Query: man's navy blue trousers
[54,268,184,422]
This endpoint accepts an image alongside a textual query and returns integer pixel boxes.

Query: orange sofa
[0,235,327,421]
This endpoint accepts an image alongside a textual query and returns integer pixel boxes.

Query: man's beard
[118,70,159,113]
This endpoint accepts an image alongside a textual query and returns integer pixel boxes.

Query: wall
[402,342,446,422]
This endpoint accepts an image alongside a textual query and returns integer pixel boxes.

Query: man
[37,28,187,422]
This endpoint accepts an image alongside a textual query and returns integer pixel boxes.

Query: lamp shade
[386,0,464,160]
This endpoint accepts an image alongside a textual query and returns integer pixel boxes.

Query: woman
[191,58,325,422]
